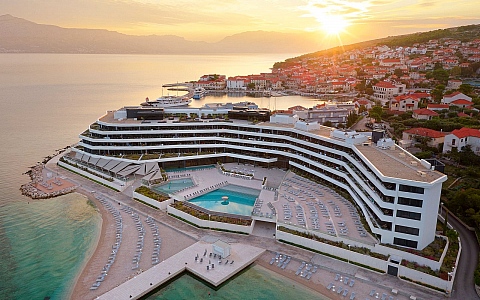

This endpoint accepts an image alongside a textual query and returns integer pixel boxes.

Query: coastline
[69,192,108,300]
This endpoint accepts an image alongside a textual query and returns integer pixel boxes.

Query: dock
[96,241,265,299]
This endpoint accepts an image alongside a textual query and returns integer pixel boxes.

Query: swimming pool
[188,185,260,216]
[152,178,194,194]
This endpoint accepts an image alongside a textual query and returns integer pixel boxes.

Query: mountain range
[0,14,324,54]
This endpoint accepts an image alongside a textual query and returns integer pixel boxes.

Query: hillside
[0,14,322,54]
[274,24,480,68]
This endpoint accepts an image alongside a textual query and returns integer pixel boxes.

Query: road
[443,209,480,299]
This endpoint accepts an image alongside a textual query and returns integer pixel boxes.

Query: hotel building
[70,106,446,250]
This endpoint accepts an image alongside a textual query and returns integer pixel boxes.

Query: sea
[0,53,326,300]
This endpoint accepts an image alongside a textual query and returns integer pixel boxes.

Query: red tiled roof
[457,112,470,118]
[427,104,449,109]
[451,127,480,138]
[404,127,445,138]
[375,81,396,88]
[451,99,473,105]
[413,108,438,116]
[444,91,463,98]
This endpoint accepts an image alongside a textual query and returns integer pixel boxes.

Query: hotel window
[452,139,456,145]
[397,197,423,208]
[396,210,421,221]
[393,237,418,248]
[395,225,420,236]
[399,185,424,194]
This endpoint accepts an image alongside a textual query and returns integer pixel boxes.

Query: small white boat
[192,87,207,100]
[140,96,191,108]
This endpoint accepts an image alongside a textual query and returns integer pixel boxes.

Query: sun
[320,14,350,35]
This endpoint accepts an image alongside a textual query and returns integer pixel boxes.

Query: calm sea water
[144,264,326,300]
[0,53,323,300]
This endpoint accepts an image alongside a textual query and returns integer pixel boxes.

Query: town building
[443,127,480,155]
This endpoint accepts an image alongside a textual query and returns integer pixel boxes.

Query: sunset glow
[0,0,478,45]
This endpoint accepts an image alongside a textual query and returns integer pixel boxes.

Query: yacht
[140,96,191,108]
[192,87,207,100]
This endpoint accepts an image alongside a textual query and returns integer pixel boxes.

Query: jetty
[97,241,265,300]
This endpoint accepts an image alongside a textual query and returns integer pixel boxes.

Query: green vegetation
[168,213,248,235]
[399,230,458,280]
[135,186,170,202]
[385,236,446,262]
[278,226,388,260]
[278,239,384,274]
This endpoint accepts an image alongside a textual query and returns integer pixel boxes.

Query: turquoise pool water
[152,178,194,194]
[188,185,259,216]
[143,264,328,300]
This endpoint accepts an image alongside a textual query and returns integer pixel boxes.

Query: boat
[192,87,207,100]
[140,96,191,108]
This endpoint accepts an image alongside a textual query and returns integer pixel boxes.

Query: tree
[358,105,368,114]
[459,84,473,95]
[432,68,449,84]
[323,121,333,127]
[394,68,404,77]
[370,113,381,123]
[247,82,256,90]
[431,84,446,102]
[450,66,462,77]
[346,112,359,128]
[370,106,383,116]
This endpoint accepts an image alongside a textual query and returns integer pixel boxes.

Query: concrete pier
[96,241,265,299]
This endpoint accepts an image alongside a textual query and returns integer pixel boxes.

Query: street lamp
[440,202,444,216]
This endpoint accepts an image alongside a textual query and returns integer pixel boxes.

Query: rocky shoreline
[20,147,77,199]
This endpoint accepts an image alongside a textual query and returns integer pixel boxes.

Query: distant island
[1,14,479,56]
[0,14,323,54]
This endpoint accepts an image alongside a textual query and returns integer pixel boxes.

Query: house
[450,99,474,109]
[447,80,462,90]
[226,76,247,90]
[389,95,419,112]
[413,108,438,120]
[443,127,480,155]
[402,127,445,148]
[441,92,472,104]
[373,81,406,104]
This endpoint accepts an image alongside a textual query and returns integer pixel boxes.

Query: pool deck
[96,240,265,300]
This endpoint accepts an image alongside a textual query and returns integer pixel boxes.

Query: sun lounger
[381,293,387,300]
[349,279,355,287]
[349,292,355,300]
[326,283,334,290]
[336,286,343,294]
[369,290,375,297]
[342,289,349,297]
[335,273,340,281]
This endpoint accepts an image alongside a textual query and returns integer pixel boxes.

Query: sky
[1,0,479,46]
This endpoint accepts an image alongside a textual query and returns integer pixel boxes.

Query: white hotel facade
[70,106,446,250]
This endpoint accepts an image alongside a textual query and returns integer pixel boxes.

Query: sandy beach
[69,191,197,300]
